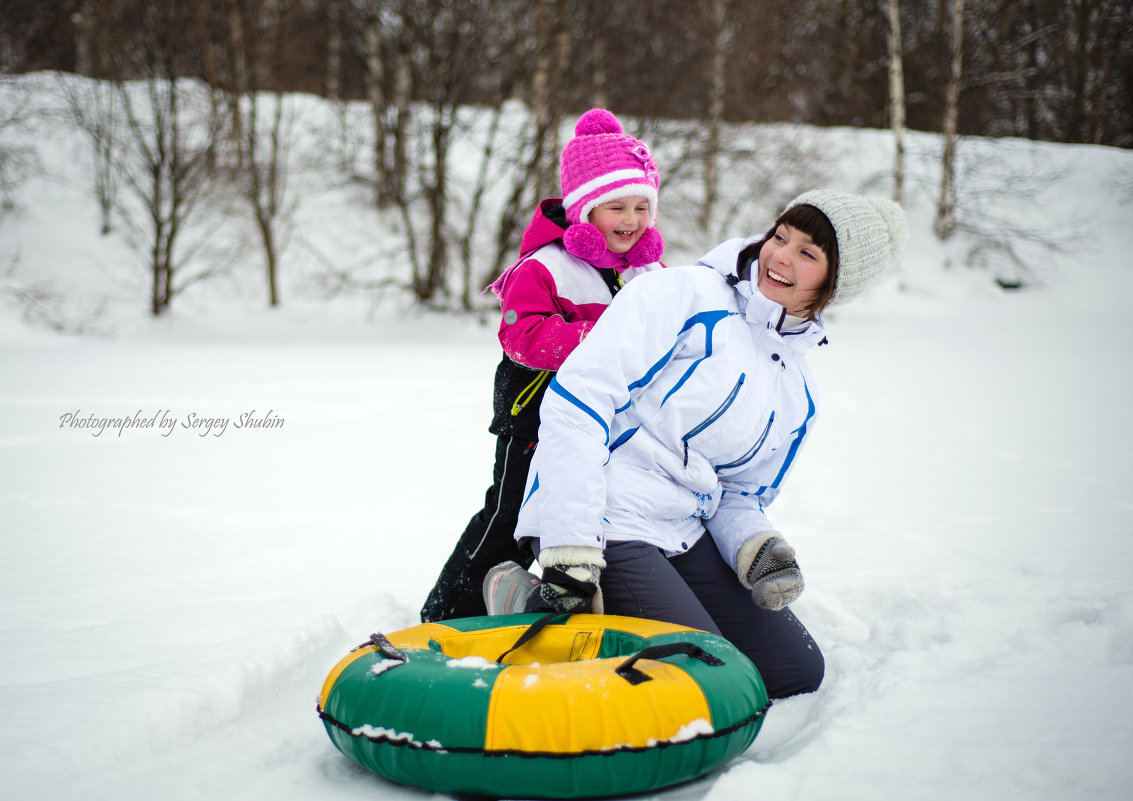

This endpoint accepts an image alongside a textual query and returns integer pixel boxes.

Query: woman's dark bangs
[778,205,838,265]
[760,203,840,317]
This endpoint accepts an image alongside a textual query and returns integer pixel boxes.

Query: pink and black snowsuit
[489,199,663,441]
[419,198,663,622]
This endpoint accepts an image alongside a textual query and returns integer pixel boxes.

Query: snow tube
[317,612,770,799]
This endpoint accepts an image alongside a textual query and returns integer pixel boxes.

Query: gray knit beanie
[785,189,908,304]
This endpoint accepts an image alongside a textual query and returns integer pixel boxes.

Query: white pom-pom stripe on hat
[576,183,659,227]
[563,169,651,210]
[564,167,659,226]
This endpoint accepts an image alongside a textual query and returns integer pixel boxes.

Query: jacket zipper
[511,370,551,416]
[717,411,775,471]
[682,374,745,467]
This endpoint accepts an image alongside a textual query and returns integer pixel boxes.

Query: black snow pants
[419,435,536,622]
[527,536,825,699]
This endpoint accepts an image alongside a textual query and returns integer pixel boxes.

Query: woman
[487,189,907,698]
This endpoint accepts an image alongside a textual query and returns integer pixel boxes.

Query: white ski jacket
[513,235,828,574]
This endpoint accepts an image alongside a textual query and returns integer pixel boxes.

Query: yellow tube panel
[485,658,711,753]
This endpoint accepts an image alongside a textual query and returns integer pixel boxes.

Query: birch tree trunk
[531,0,553,200]
[389,42,410,207]
[73,1,96,76]
[366,1,409,210]
[362,6,387,203]
[61,74,120,236]
[702,0,730,231]
[118,73,214,315]
[590,28,607,109]
[326,0,342,104]
[249,92,287,307]
[235,1,295,308]
[326,0,350,171]
[885,0,906,207]
[226,0,248,172]
[548,6,571,166]
[935,0,964,241]
[196,4,224,174]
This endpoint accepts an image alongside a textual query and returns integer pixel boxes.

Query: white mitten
[737,532,804,611]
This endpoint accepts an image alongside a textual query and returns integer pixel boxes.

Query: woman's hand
[738,532,804,611]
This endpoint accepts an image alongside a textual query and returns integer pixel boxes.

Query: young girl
[419,108,666,623]
[489,189,907,698]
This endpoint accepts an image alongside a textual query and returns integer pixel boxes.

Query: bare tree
[59,75,121,236]
[116,74,219,315]
[359,2,386,198]
[455,5,529,311]
[935,0,964,241]
[548,5,572,169]
[885,0,907,207]
[0,76,36,217]
[227,0,302,308]
[530,0,569,200]
[7,0,1133,149]
[587,10,608,109]
[94,2,229,316]
[242,90,293,308]
[356,0,408,208]
[486,116,560,296]
[195,3,227,175]
[325,0,350,171]
[481,1,571,291]
[414,2,460,303]
[326,0,343,104]
[72,0,97,77]
[701,0,732,230]
[225,0,249,172]
[393,0,528,305]
[65,0,120,235]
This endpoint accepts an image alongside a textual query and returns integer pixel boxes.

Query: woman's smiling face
[588,196,651,253]
[757,223,831,316]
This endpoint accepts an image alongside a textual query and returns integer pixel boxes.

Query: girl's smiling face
[588,196,651,253]
[758,223,831,316]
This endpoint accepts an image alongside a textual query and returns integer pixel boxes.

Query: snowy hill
[2,74,1132,800]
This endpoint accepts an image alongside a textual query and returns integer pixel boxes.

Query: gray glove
[538,546,605,614]
[737,532,804,611]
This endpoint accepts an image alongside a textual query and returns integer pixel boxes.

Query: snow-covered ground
[2,75,1132,800]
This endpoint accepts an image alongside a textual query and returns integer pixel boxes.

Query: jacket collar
[697,236,828,351]
[517,198,569,256]
[490,199,570,298]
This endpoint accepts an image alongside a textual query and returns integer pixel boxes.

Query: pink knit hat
[560,109,660,226]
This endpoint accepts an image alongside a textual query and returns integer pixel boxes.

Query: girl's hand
[537,546,605,614]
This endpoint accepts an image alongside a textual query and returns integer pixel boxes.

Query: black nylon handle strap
[496,611,568,663]
[615,641,724,685]
[540,565,598,600]
[369,632,407,662]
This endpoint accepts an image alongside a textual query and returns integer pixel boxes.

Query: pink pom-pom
[562,223,609,263]
[575,108,622,137]
[626,227,664,267]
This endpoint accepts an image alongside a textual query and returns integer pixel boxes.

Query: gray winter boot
[483,561,540,616]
